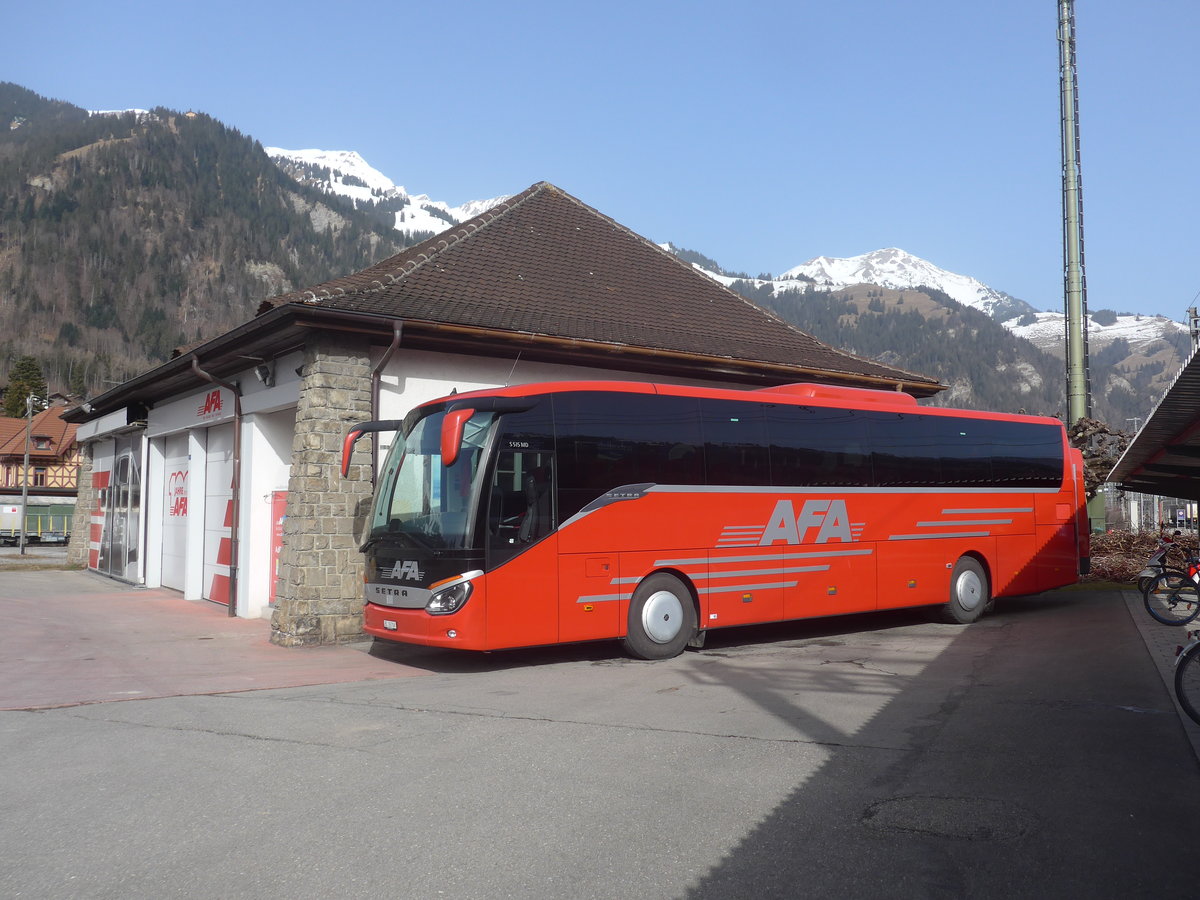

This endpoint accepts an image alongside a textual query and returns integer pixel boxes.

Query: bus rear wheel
[939,557,989,624]
[623,573,697,660]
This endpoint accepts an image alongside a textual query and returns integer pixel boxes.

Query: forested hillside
[0,83,404,397]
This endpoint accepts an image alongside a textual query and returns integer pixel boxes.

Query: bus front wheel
[940,557,989,625]
[623,573,698,660]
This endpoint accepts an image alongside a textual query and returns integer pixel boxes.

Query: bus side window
[767,405,871,487]
[553,392,704,520]
[487,447,555,565]
[701,400,769,486]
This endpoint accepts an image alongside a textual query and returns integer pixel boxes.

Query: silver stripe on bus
[915,519,1013,526]
[698,582,799,594]
[576,579,808,604]
[609,564,829,585]
[575,593,632,604]
[941,507,1033,514]
[655,548,875,567]
[697,565,829,579]
[887,531,990,541]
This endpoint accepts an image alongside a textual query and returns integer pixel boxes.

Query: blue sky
[7,0,1198,319]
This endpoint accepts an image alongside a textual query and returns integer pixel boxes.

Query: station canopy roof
[1109,341,1200,501]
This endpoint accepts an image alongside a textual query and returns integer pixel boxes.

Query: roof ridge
[301,183,552,304]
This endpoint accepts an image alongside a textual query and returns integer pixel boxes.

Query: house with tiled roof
[63,181,944,638]
[0,404,79,493]
[0,403,79,542]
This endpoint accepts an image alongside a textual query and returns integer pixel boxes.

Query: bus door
[484,428,559,648]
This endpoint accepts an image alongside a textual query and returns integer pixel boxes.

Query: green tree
[3,355,48,417]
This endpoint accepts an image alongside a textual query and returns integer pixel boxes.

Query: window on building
[33,468,47,487]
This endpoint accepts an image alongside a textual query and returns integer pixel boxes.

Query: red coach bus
[343,381,1089,659]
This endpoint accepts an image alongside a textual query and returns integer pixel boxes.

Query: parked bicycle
[1143,551,1200,626]
[1137,530,1187,593]
[1174,629,1200,726]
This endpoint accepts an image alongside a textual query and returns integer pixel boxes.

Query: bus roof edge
[756,383,918,407]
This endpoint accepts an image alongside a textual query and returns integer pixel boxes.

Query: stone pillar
[66,444,95,569]
[270,334,376,646]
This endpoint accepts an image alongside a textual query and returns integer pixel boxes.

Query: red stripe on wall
[208,574,231,606]
[216,537,232,567]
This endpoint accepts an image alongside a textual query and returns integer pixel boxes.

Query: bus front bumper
[363,600,485,650]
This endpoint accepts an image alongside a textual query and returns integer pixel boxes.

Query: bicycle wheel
[1174,642,1200,726]
[1139,567,1190,594]
[1143,572,1200,626]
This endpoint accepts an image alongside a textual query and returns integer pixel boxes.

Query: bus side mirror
[341,420,404,478]
[442,408,475,467]
[341,428,366,478]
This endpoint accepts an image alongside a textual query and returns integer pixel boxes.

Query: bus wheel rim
[956,569,983,612]
[642,590,684,643]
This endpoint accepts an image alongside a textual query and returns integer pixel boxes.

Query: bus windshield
[370,408,495,549]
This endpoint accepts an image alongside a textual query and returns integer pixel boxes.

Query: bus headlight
[426,580,473,615]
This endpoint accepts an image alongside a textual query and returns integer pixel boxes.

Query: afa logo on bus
[760,499,853,545]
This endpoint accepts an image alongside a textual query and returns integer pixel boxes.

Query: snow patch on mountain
[265,147,508,240]
[1007,309,1189,356]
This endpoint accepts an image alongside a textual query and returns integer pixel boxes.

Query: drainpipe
[191,358,242,617]
[369,322,403,486]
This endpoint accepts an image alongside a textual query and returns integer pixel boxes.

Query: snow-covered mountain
[691,246,1190,362]
[265,148,509,242]
[779,248,1037,322]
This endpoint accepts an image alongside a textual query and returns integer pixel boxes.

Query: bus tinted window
[868,412,1061,488]
[867,412,958,486]
[555,393,704,518]
[765,404,872,486]
[702,400,770,486]
[985,420,1064,486]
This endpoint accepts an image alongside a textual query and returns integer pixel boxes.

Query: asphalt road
[2,572,1198,899]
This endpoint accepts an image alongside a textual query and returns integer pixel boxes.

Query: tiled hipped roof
[261,182,940,391]
[0,405,77,460]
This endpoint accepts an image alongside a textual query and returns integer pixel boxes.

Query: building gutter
[191,358,242,618]
[369,322,403,485]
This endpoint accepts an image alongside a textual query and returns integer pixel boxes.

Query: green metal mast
[1059,0,1105,531]
[1059,0,1091,424]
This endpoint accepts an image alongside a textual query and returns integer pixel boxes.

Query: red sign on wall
[269,491,287,606]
